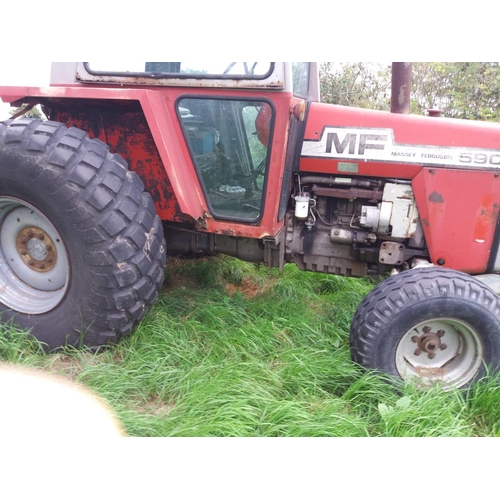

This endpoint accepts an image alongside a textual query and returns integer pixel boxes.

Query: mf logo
[325,132,388,156]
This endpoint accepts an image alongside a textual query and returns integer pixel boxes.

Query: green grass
[1,255,498,436]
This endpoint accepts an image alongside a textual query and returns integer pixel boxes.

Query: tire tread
[0,119,166,348]
[351,267,500,370]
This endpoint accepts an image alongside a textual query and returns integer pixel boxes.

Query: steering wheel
[223,63,237,75]
[223,63,258,75]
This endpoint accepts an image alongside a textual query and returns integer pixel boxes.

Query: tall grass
[0,255,497,436]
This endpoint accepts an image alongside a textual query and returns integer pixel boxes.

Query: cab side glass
[292,62,310,97]
[178,98,273,222]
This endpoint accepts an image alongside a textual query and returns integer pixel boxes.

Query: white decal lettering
[301,127,500,169]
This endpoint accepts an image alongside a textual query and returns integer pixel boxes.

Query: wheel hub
[396,318,483,389]
[0,199,69,314]
[411,326,448,359]
[15,226,57,272]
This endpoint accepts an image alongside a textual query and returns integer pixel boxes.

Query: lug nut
[428,353,436,359]
[20,238,27,244]
[411,336,419,343]
[422,326,431,333]
[47,258,53,263]
[440,343,447,350]
[414,349,422,356]
[38,264,45,270]
[27,231,33,238]
[437,330,445,337]
[38,234,45,240]
[28,260,34,266]
[46,246,52,251]
[20,250,27,256]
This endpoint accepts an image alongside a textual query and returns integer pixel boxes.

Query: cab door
[177,96,273,224]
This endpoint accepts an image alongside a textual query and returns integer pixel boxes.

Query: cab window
[292,62,310,97]
[177,97,273,222]
[85,62,273,79]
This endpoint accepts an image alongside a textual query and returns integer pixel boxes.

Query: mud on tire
[0,119,166,350]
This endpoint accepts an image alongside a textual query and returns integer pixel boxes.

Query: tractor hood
[300,102,500,178]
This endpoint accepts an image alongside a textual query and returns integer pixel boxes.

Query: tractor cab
[51,62,318,98]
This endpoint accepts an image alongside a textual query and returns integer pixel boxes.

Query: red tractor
[1,62,500,390]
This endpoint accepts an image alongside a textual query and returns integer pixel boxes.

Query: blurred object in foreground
[0,364,125,437]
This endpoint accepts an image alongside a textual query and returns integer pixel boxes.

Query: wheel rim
[0,197,69,314]
[395,318,483,389]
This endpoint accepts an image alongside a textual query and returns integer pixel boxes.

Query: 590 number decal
[459,153,500,165]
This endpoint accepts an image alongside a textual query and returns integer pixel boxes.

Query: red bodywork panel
[300,102,500,273]
[0,85,294,240]
[304,102,500,148]
[412,168,500,274]
[3,87,500,274]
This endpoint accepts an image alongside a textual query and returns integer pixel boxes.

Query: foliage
[8,104,45,120]
[1,255,499,437]
[411,62,500,121]
[320,62,500,122]
[319,62,391,110]
[242,104,267,169]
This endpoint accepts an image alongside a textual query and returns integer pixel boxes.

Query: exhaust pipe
[391,62,412,114]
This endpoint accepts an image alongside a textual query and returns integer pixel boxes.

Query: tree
[411,62,500,121]
[319,61,500,122]
[319,62,391,111]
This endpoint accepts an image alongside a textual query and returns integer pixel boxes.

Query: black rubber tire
[350,267,500,389]
[0,119,166,350]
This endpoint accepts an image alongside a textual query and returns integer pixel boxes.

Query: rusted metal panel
[48,102,186,222]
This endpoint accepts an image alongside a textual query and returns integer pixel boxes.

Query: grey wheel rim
[395,318,483,389]
[0,197,69,314]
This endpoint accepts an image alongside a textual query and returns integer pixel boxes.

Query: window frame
[175,95,276,224]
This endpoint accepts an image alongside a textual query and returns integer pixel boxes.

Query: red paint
[4,79,500,274]
[412,168,500,273]
[300,157,422,179]
[305,102,500,149]
[473,194,498,243]
[255,103,272,147]
[0,85,293,239]
[52,105,186,222]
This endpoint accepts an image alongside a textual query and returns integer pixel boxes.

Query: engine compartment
[285,174,429,277]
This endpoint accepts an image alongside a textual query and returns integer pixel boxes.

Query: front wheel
[350,267,500,389]
[0,119,166,350]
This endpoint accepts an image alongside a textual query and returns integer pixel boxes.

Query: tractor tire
[0,119,166,350]
[350,267,500,389]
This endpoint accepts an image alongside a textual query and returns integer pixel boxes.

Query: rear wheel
[350,267,500,389]
[0,119,166,350]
